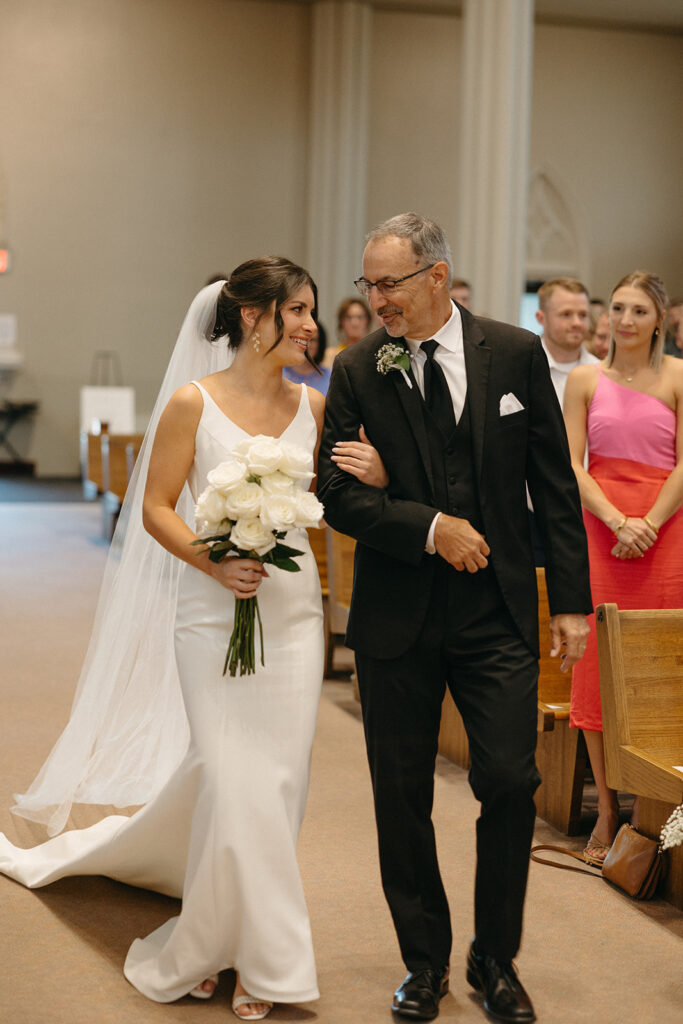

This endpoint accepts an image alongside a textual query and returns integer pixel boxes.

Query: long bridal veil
[12,280,232,836]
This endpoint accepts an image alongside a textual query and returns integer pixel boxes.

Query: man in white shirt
[535,277,598,409]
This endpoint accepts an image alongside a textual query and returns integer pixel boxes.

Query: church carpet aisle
[0,503,681,1024]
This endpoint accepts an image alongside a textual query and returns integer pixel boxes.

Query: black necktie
[421,339,456,438]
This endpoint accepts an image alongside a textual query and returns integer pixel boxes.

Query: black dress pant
[355,560,540,969]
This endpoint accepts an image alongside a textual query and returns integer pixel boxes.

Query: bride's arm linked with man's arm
[318,355,441,565]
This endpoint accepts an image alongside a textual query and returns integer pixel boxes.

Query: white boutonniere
[376,342,413,389]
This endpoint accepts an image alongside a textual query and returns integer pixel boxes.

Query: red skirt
[570,454,683,731]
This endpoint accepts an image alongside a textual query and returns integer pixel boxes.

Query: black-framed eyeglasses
[354,264,436,299]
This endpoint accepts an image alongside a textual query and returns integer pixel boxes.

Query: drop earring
[251,330,261,352]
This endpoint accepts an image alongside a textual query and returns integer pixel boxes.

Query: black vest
[422,390,484,533]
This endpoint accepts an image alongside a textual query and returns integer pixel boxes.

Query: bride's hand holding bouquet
[192,434,324,677]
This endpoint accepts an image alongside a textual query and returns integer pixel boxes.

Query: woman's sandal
[189,974,219,999]
[231,993,273,1020]
[583,831,612,867]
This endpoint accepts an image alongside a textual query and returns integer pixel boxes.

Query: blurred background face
[588,311,610,359]
[449,282,472,310]
[668,303,683,350]
[341,302,370,344]
[537,286,590,356]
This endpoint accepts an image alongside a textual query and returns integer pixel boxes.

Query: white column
[456,0,534,324]
[305,1,372,332]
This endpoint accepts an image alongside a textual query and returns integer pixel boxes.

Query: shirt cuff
[425,513,441,554]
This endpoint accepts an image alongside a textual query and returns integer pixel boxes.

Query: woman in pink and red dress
[564,271,683,865]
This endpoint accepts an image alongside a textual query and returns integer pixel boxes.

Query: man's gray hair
[366,212,453,284]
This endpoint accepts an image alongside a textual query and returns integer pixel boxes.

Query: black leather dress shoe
[466,942,536,1023]
[392,966,450,1020]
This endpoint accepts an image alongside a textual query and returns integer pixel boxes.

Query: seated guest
[284,323,331,396]
[322,297,371,367]
[563,270,683,865]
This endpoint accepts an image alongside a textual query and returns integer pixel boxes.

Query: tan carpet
[0,504,681,1024]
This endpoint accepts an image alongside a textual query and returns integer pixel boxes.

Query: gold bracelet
[613,515,627,536]
[643,515,659,534]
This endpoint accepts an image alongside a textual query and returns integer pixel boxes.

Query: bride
[0,258,386,1020]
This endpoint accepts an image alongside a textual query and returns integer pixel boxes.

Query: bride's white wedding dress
[0,381,324,1004]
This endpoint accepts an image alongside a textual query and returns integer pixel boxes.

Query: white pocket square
[499,392,525,416]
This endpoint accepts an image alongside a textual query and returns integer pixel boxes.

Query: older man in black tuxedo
[318,213,591,1023]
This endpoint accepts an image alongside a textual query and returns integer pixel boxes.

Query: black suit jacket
[317,306,592,660]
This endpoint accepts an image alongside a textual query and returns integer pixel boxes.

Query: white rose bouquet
[192,435,324,677]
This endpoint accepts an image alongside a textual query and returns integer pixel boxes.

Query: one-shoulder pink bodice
[586,371,676,471]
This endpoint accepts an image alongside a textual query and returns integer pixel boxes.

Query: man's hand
[434,514,490,573]
[549,613,590,673]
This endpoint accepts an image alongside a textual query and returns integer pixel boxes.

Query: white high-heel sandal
[231,993,273,1020]
[189,974,219,999]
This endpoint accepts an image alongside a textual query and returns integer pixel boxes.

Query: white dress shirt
[405,301,467,420]
[541,338,598,411]
[405,301,465,552]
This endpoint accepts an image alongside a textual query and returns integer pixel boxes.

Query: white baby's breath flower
[195,486,230,534]
[259,493,298,533]
[279,441,315,481]
[259,470,296,497]
[660,803,683,851]
[375,342,413,388]
[223,481,263,520]
[293,490,324,529]
[230,517,276,557]
[206,459,248,494]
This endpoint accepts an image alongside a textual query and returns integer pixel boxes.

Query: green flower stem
[223,595,265,677]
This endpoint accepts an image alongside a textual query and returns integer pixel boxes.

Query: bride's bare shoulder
[158,383,204,429]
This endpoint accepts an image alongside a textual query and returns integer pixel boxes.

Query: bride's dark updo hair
[211,256,318,352]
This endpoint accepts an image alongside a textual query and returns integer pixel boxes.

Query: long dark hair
[211,256,318,353]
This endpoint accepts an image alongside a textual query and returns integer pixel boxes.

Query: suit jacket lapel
[391,362,432,483]
[462,311,490,487]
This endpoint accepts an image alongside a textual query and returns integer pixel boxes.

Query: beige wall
[1,1,681,474]
[0,0,311,474]
[366,9,461,251]
[530,22,683,301]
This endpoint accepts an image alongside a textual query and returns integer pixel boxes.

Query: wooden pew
[80,430,104,500]
[596,603,683,909]
[438,568,588,833]
[324,526,356,677]
[100,432,144,539]
[533,567,587,834]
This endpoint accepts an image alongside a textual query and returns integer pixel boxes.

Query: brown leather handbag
[531,823,666,901]
[601,823,665,899]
